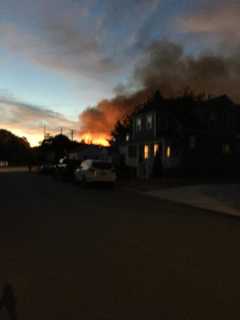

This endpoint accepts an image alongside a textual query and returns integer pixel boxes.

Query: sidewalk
[0,166,28,172]
[144,184,240,217]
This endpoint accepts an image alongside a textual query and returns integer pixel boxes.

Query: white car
[0,161,8,168]
[74,159,116,184]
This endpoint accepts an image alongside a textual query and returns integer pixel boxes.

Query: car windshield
[92,162,112,170]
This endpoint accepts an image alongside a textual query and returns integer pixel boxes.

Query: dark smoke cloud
[135,40,240,100]
[79,40,240,136]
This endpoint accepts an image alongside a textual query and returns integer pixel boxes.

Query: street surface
[0,169,240,319]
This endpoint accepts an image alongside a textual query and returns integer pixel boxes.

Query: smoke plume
[79,40,240,142]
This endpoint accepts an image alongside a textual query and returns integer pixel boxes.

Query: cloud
[0,0,164,80]
[0,96,77,145]
[134,40,240,100]
[0,23,117,78]
[180,2,240,42]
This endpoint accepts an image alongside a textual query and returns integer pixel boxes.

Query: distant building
[68,144,111,162]
[120,93,240,178]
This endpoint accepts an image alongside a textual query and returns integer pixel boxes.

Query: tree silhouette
[0,129,31,164]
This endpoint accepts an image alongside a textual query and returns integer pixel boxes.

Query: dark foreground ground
[0,169,240,319]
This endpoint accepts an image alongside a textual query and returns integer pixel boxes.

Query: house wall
[121,95,240,178]
[161,139,183,170]
[121,137,184,178]
[120,144,139,168]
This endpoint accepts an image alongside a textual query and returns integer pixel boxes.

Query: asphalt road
[0,169,240,319]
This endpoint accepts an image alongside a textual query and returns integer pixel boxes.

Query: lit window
[136,118,142,132]
[146,114,153,129]
[223,144,231,154]
[166,146,171,158]
[144,145,149,160]
[126,134,130,142]
[154,144,159,156]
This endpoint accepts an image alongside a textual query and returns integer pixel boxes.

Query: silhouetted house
[121,93,240,178]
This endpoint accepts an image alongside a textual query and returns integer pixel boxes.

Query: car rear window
[92,162,112,169]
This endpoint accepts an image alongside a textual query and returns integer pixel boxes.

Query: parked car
[74,159,116,185]
[39,162,55,175]
[0,161,8,168]
[55,157,81,180]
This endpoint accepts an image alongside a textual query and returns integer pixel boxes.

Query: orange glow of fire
[79,133,110,146]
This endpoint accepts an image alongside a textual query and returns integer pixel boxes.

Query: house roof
[135,94,236,113]
[134,93,240,131]
[134,91,164,115]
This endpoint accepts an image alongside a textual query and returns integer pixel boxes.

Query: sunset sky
[0,0,238,146]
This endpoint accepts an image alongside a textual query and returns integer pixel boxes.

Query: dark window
[157,114,168,131]
[146,114,153,130]
[136,117,142,132]
[128,145,137,158]
[209,112,216,129]
[189,136,196,149]
[227,115,236,131]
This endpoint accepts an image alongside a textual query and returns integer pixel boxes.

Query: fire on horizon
[79,133,110,147]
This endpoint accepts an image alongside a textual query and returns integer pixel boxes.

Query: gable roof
[133,93,240,132]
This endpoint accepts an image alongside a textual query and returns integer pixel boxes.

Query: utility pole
[70,129,74,141]
[60,127,63,135]
[43,124,46,139]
